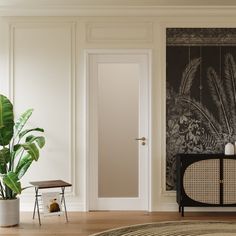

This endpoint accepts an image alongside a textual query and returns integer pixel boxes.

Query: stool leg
[61,187,68,222]
[33,195,37,219]
[35,187,41,225]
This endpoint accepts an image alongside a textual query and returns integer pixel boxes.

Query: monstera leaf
[0,95,14,146]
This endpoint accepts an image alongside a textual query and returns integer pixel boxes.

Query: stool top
[30,180,72,189]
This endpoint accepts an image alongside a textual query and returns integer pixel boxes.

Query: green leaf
[25,135,33,142]
[35,136,45,148]
[0,165,6,174]
[26,135,45,148]
[0,148,10,165]
[14,109,33,138]
[0,95,14,146]
[3,171,21,194]
[15,154,33,179]
[19,128,44,139]
[13,144,22,152]
[0,148,10,174]
[22,142,39,161]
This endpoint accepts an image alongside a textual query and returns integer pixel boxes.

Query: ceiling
[1,0,236,7]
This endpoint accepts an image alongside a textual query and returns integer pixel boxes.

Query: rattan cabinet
[176,154,236,216]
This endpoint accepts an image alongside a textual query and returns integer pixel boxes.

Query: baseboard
[19,195,86,212]
[19,198,236,212]
[152,202,236,212]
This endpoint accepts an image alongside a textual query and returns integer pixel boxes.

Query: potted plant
[0,94,45,227]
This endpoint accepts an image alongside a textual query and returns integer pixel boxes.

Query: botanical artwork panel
[166,28,236,190]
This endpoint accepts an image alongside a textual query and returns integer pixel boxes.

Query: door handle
[135,137,146,146]
[135,137,146,141]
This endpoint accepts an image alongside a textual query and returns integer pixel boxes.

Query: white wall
[0,9,236,211]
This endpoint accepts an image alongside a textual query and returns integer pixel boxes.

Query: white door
[87,50,151,211]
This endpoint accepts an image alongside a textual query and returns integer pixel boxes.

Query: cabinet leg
[181,206,184,217]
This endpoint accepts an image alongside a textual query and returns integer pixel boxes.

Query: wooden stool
[30,180,72,225]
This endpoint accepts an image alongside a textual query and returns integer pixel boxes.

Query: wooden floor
[1,211,236,235]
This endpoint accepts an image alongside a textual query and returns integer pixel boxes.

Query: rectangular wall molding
[86,22,153,43]
[9,22,77,196]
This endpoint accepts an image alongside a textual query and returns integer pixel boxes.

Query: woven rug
[90,221,236,236]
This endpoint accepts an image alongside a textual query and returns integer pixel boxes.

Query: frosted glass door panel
[98,63,139,198]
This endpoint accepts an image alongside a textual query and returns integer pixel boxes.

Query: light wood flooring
[1,211,236,235]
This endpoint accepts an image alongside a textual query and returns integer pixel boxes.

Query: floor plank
[1,211,236,235]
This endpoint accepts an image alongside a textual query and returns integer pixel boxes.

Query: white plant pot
[0,198,19,227]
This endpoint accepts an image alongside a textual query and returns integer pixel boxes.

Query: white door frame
[84,49,152,212]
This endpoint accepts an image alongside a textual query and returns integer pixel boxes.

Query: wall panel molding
[86,22,153,43]
[9,21,77,196]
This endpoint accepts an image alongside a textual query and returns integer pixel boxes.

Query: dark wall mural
[166,28,236,190]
